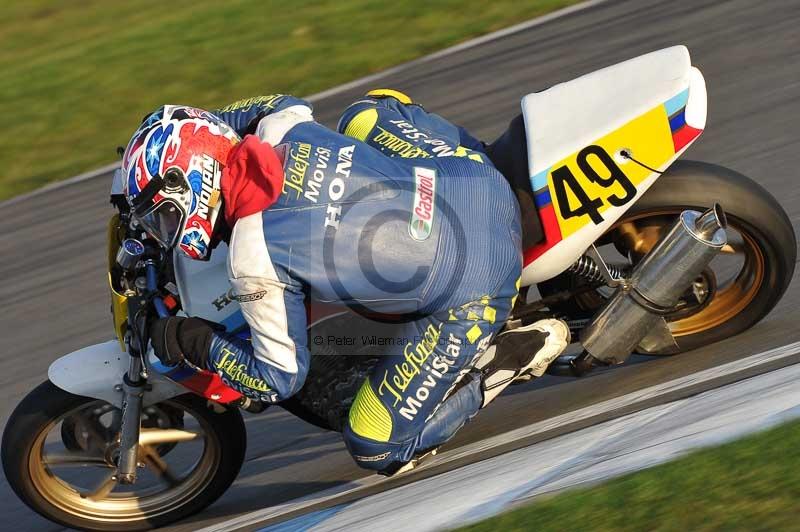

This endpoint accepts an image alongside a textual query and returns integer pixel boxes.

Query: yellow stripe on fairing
[548,104,674,238]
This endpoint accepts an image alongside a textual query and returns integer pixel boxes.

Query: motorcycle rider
[123,91,569,474]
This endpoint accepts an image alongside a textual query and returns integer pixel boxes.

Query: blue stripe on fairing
[221,311,247,331]
[531,167,550,191]
[534,188,552,207]
[151,360,196,380]
[664,88,689,117]
[669,109,686,132]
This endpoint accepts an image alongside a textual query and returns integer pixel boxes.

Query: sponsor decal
[212,290,234,311]
[323,144,355,230]
[377,324,466,421]
[353,452,392,462]
[409,167,436,241]
[387,119,428,141]
[372,126,431,158]
[282,142,312,199]
[197,154,221,219]
[303,146,332,203]
[232,290,267,303]
[215,348,273,399]
[219,94,284,113]
[388,119,480,159]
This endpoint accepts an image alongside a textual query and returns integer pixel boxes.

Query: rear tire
[538,160,796,352]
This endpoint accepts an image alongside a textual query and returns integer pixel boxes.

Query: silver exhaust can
[580,204,727,364]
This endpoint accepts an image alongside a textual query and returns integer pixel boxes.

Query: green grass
[0,0,577,200]
[460,419,800,532]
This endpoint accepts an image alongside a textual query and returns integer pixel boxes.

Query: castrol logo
[409,167,437,241]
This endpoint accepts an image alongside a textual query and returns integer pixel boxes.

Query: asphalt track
[1,0,798,530]
[254,362,800,532]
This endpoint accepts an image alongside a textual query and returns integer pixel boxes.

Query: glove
[149,317,225,368]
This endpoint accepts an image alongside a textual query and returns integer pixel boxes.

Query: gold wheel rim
[27,399,220,523]
[609,210,765,337]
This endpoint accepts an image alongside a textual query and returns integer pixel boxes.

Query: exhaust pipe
[578,204,727,365]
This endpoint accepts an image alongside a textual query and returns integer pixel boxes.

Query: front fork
[117,356,146,483]
[116,260,165,484]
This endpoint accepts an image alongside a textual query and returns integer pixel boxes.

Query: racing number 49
[551,145,637,225]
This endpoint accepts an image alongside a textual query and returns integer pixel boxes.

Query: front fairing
[107,214,130,351]
[106,214,242,404]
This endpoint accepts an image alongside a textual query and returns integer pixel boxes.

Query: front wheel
[2,380,246,531]
[539,160,796,353]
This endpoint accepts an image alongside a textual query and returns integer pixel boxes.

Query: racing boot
[478,319,570,406]
[384,321,569,476]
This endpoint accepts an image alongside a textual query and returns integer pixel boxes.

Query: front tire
[2,381,246,531]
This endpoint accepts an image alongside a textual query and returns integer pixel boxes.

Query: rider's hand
[149,317,225,368]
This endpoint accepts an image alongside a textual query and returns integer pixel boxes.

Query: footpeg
[546,351,607,377]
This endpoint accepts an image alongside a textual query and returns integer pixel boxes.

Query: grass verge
[0,0,578,200]
[460,419,800,532]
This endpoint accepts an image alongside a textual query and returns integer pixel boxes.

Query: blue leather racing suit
[210,91,522,472]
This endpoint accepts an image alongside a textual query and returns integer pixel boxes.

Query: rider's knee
[342,425,402,472]
[341,380,414,471]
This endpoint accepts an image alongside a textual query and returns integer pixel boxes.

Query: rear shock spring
[568,255,625,284]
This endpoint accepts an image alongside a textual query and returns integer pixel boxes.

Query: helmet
[121,105,240,259]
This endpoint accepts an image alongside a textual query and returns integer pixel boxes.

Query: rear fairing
[520,46,707,285]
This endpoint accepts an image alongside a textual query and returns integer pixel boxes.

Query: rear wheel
[3,381,246,531]
[538,160,796,353]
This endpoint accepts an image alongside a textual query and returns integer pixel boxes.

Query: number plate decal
[524,88,703,268]
[546,105,674,237]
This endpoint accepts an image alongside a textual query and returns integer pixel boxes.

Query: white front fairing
[173,242,246,329]
[48,245,246,406]
[48,340,186,408]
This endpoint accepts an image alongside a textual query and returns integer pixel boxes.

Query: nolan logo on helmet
[197,154,221,220]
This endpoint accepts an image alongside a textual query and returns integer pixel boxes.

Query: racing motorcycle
[3,46,795,531]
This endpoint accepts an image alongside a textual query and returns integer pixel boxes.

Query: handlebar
[145,262,170,319]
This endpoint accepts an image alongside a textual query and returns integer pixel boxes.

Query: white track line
[1,0,607,208]
[442,340,800,462]
[262,363,800,532]
[197,340,800,532]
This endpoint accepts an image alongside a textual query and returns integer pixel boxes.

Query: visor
[135,199,185,249]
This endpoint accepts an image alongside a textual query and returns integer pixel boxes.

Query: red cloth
[220,135,285,227]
